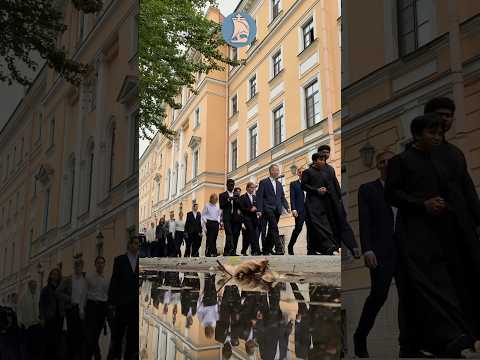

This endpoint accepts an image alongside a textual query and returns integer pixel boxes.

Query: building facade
[139,0,341,254]
[0,0,139,309]
[341,0,480,356]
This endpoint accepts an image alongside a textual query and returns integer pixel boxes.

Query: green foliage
[139,0,240,139]
[0,0,103,86]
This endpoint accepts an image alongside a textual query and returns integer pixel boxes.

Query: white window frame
[271,100,286,147]
[194,107,200,128]
[300,72,323,130]
[270,45,283,80]
[269,0,283,23]
[230,93,239,116]
[247,123,259,161]
[247,73,258,100]
[230,139,238,171]
[297,14,316,53]
[192,148,200,179]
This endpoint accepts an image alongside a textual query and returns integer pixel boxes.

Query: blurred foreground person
[385,114,480,358]
[108,236,139,360]
[39,268,66,360]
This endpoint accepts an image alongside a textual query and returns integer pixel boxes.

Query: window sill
[297,38,318,57]
[246,93,258,106]
[268,10,284,29]
[268,69,285,84]
[229,111,239,120]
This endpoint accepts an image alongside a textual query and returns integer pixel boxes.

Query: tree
[0,0,103,86]
[139,0,240,139]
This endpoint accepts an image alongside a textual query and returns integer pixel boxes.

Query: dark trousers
[66,305,85,360]
[109,303,138,360]
[206,220,219,256]
[167,233,176,257]
[157,237,167,257]
[223,220,234,255]
[185,233,202,257]
[43,317,65,360]
[243,217,260,255]
[355,257,402,341]
[174,231,184,257]
[262,209,282,254]
[288,212,305,248]
[23,324,43,360]
[232,222,242,254]
[86,300,107,360]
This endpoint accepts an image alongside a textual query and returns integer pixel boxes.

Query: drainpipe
[225,45,230,186]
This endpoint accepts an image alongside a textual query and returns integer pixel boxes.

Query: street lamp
[290,164,298,176]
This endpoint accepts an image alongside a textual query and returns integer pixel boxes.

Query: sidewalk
[140,255,340,286]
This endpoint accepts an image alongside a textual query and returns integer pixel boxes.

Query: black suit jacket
[289,180,305,214]
[358,179,396,259]
[185,211,202,234]
[219,191,242,223]
[108,253,139,306]
[256,178,289,214]
[239,193,257,220]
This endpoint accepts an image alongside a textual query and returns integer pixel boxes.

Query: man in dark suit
[353,151,401,358]
[107,236,139,360]
[184,202,202,257]
[287,167,307,255]
[219,179,241,256]
[232,187,244,254]
[239,182,262,255]
[256,164,290,255]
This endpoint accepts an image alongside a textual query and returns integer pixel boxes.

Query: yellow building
[0,0,139,306]
[140,0,342,255]
[341,0,480,357]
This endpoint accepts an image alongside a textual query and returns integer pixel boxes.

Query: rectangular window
[273,105,284,146]
[272,50,282,77]
[20,138,24,162]
[231,140,238,170]
[231,95,238,115]
[193,150,199,178]
[302,18,314,49]
[305,79,321,127]
[38,113,43,142]
[109,126,116,190]
[88,153,94,211]
[231,47,238,61]
[398,0,432,56]
[249,125,258,160]
[272,0,281,20]
[194,107,200,128]
[79,11,86,40]
[249,75,257,99]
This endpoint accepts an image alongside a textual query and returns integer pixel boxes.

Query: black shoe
[231,253,240,256]
[354,333,369,358]
[252,252,262,256]
[272,251,284,255]
[287,243,294,255]
[241,252,247,256]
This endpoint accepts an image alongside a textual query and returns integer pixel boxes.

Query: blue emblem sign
[222,12,257,48]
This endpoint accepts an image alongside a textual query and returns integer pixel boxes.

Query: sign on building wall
[222,12,257,48]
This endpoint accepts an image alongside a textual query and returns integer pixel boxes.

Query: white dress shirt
[168,220,176,235]
[202,203,221,223]
[127,251,138,272]
[197,295,219,327]
[248,193,254,205]
[146,227,156,243]
[175,219,185,232]
[72,275,88,312]
[17,290,40,328]
[269,177,277,194]
[86,273,109,302]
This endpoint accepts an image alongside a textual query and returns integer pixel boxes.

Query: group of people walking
[141,145,361,258]
[0,237,140,360]
[353,97,480,358]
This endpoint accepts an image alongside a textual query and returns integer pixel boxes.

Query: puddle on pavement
[140,270,342,360]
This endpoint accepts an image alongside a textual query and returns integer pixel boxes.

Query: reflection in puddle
[140,271,341,360]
